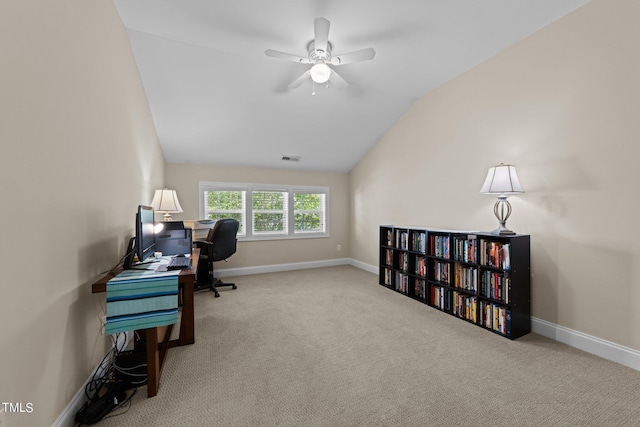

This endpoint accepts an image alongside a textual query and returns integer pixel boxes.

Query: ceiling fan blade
[265,49,311,64]
[331,47,376,65]
[288,70,311,89]
[329,69,349,89]
[314,17,330,53]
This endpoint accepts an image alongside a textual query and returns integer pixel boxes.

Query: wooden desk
[92,249,199,397]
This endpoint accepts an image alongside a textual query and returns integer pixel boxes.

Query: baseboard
[343,260,640,372]
[348,258,378,274]
[531,317,640,371]
[53,333,131,427]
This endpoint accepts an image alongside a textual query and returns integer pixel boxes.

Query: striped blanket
[105,269,181,335]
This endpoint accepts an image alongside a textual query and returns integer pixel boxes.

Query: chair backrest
[206,218,239,262]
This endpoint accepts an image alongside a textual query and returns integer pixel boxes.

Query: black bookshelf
[379,226,531,340]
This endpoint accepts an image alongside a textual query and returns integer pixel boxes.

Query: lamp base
[490,197,516,235]
[490,225,516,236]
[162,213,173,222]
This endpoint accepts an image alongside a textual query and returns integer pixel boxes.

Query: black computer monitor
[135,205,156,263]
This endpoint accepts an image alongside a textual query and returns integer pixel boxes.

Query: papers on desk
[105,269,181,335]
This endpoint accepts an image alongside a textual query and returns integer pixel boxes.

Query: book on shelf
[452,291,477,322]
[395,272,409,294]
[479,301,511,337]
[480,271,510,303]
[395,230,409,250]
[385,249,393,266]
[453,235,477,263]
[385,228,393,246]
[433,260,450,283]
[383,268,393,286]
[415,256,426,277]
[399,252,409,272]
[431,285,450,310]
[480,240,511,270]
[429,234,450,258]
[454,264,478,292]
[411,231,426,253]
[414,279,426,299]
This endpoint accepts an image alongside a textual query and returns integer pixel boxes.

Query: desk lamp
[480,163,524,235]
[151,188,183,221]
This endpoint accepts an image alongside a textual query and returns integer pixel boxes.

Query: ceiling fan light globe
[310,63,331,83]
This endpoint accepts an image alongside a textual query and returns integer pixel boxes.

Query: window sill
[238,233,330,242]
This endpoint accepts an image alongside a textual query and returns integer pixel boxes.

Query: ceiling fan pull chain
[312,81,316,96]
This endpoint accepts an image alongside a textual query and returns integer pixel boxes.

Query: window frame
[199,181,330,241]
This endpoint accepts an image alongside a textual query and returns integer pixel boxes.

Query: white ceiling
[113,0,590,173]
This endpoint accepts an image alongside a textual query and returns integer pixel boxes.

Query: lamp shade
[150,189,183,214]
[480,164,524,195]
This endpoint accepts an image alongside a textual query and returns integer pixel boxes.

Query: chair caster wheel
[214,293,220,298]
[232,284,237,290]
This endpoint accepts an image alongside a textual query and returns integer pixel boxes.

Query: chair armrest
[193,240,212,250]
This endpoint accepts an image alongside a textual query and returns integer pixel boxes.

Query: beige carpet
[96,266,640,426]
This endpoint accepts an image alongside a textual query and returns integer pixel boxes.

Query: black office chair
[193,218,239,298]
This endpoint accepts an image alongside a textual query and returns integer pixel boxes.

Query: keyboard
[167,256,191,270]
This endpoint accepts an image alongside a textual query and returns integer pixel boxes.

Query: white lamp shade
[310,63,331,83]
[480,164,524,195]
[151,189,183,213]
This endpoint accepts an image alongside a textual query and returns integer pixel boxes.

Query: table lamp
[151,188,183,221]
[480,163,524,235]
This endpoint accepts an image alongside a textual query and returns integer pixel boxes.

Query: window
[202,188,246,236]
[200,182,329,240]
[252,190,288,235]
[294,192,326,234]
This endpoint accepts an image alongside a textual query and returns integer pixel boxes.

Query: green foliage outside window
[204,188,325,236]
[253,191,286,232]
[206,191,243,209]
[294,193,323,232]
[204,190,245,233]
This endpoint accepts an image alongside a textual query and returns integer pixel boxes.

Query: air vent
[281,155,301,162]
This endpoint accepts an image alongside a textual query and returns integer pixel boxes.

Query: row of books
[382,268,393,287]
[395,230,409,251]
[452,291,477,322]
[415,256,426,277]
[454,265,478,292]
[480,272,510,303]
[383,228,393,247]
[432,260,450,283]
[411,231,426,253]
[429,234,450,259]
[431,285,451,311]
[398,252,409,272]
[414,278,426,299]
[480,240,511,270]
[395,272,409,294]
[479,301,511,337]
[384,249,393,266]
[453,236,477,263]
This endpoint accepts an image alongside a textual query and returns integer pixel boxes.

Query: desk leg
[178,277,195,346]
[146,327,160,397]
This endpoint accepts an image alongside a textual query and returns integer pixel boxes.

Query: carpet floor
[95,266,640,427]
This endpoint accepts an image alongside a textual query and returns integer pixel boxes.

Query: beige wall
[0,1,164,426]
[165,163,350,269]
[350,0,640,351]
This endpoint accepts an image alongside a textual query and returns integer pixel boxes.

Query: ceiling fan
[265,17,376,90]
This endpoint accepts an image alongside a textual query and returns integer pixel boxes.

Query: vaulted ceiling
[113,0,590,172]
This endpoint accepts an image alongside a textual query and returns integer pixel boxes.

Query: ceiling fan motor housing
[307,41,332,63]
